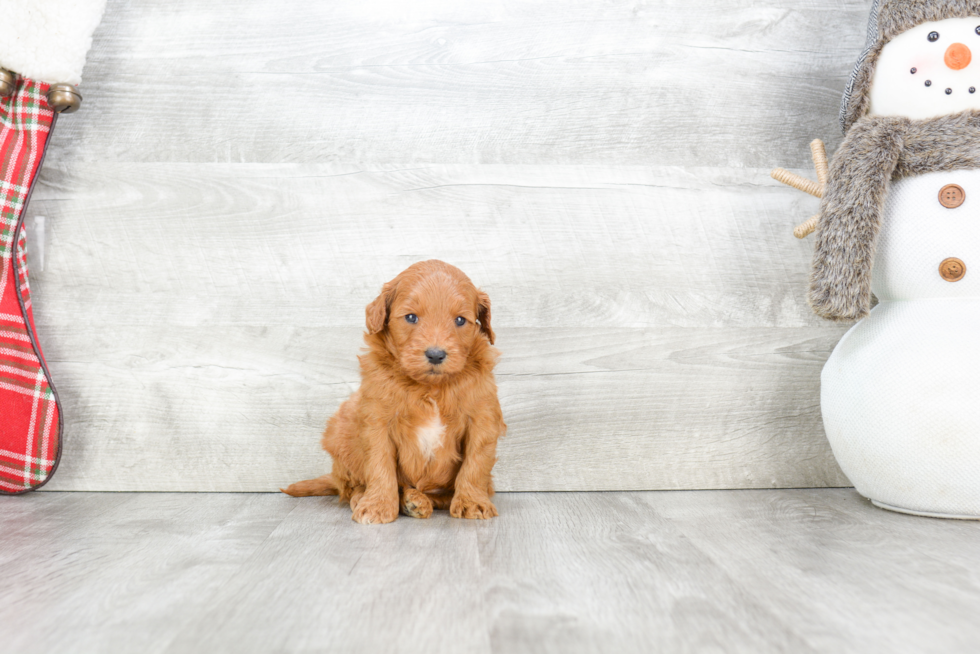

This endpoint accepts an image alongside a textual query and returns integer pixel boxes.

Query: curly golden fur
[282,260,505,524]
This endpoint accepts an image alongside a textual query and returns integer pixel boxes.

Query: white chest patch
[416,402,446,462]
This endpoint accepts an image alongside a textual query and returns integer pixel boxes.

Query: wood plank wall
[30,0,871,491]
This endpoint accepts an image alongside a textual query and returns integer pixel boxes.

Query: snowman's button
[939,257,967,282]
[939,184,966,208]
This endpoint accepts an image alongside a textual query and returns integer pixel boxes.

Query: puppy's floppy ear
[476,290,495,345]
[366,281,396,334]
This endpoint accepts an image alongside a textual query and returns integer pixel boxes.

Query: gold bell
[0,68,16,98]
[46,83,82,113]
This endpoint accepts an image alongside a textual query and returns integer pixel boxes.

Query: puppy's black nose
[425,348,447,365]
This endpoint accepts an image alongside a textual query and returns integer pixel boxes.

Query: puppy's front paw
[352,497,398,525]
[450,495,498,520]
[401,488,433,519]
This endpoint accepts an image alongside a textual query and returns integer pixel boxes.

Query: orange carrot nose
[945,42,972,70]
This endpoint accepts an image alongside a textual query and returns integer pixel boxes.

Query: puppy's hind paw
[352,497,399,525]
[450,495,498,520]
[401,488,433,519]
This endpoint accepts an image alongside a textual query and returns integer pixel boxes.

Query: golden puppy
[283,260,505,524]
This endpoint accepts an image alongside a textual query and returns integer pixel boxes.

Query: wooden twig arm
[793,215,820,239]
[771,139,828,239]
[810,139,829,185]
[771,168,823,199]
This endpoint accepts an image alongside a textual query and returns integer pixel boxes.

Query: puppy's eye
[929,31,940,42]
[455,316,466,327]
[405,314,418,324]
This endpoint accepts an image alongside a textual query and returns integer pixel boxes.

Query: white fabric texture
[872,170,980,300]
[824,170,980,517]
[870,18,980,121]
[822,299,980,517]
[0,0,107,85]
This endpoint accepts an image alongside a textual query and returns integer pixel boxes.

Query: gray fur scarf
[810,109,980,321]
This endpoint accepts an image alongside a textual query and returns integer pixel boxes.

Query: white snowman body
[822,18,980,517]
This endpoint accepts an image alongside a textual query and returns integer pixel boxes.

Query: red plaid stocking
[0,78,61,494]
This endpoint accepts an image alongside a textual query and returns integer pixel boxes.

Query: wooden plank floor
[2,490,978,653]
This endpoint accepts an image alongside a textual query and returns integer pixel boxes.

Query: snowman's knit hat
[840,0,980,132]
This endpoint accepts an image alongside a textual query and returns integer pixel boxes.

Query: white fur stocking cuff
[0,0,107,86]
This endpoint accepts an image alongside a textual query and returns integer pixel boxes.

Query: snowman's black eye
[929,31,940,42]
[975,26,980,35]
[911,67,917,74]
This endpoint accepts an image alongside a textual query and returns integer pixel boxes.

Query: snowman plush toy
[802,0,980,518]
